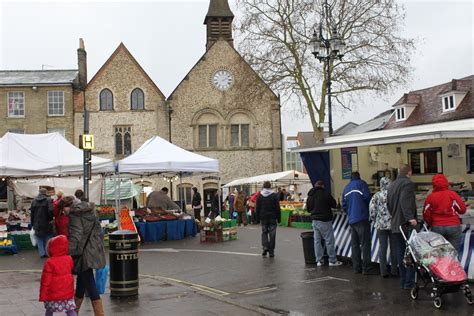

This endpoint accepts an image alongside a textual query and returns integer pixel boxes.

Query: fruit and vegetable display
[199,216,237,243]
[0,239,13,246]
[119,208,137,233]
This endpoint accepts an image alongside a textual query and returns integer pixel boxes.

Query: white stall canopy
[117,136,219,175]
[0,132,115,177]
[223,170,310,188]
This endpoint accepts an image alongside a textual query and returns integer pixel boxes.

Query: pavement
[1,225,473,315]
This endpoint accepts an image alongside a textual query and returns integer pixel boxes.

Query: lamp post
[310,0,346,136]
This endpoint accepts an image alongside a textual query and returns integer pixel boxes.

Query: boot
[74,296,84,315]
[92,298,105,316]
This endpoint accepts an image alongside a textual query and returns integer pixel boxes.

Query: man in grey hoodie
[256,181,281,257]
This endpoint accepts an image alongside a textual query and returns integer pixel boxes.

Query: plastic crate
[221,210,230,219]
[279,210,292,227]
[230,219,237,227]
[291,222,313,229]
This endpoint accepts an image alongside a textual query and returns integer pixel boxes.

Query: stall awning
[293,118,474,153]
[223,170,309,188]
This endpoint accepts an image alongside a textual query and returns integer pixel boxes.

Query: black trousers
[261,222,277,253]
[350,220,372,273]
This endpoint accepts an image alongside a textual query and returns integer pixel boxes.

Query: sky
[0,0,472,136]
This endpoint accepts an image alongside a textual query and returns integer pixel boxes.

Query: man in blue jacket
[342,171,373,274]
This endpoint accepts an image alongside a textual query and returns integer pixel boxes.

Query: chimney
[77,38,87,91]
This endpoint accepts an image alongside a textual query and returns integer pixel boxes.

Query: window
[100,89,113,110]
[7,129,24,134]
[48,128,65,137]
[115,126,132,156]
[131,88,144,110]
[7,91,25,117]
[408,147,442,174]
[178,184,193,204]
[198,124,217,148]
[230,124,250,147]
[47,91,64,116]
[467,145,474,173]
[442,95,455,112]
[285,151,303,172]
[396,107,406,121]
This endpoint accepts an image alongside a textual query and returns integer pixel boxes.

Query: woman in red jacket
[423,174,467,254]
[54,196,74,237]
[39,235,77,316]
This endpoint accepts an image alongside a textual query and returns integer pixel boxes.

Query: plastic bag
[95,265,109,295]
[409,231,457,265]
[30,229,37,247]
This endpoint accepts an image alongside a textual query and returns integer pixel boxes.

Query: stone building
[74,42,167,158]
[167,0,282,208]
[0,69,79,142]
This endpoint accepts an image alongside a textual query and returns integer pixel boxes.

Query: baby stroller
[400,223,472,309]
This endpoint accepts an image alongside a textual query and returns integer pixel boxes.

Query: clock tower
[204,0,234,50]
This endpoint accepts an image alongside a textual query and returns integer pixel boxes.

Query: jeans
[261,222,277,253]
[350,220,372,272]
[377,229,398,276]
[312,220,337,263]
[76,268,100,301]
[431,225,462,255]
[392,232,415,288]
[35,234,52,257]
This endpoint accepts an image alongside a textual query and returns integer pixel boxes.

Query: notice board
[341,147,358,179]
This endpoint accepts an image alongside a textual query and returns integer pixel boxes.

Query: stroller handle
[399,220,427,240]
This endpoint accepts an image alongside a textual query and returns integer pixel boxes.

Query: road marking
[238,286,277,295]
[141,274,230,296]
[301,276,350,284]
[141,248,260,257]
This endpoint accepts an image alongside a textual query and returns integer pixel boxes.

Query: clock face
[212,70,233,91]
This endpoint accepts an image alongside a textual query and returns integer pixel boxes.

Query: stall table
[135,219,197,243]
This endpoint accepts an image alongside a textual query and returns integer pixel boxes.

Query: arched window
[100,89,113,110]
[115,126,132,157]
[131,88,144,110]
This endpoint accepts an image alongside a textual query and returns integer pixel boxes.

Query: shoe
[363,270,379,275]
[317,262,324,267]
[262,250,268,257]
[269,252,275,258]
[329,261,343,267]
[91,298,105,316]
[354,270,362,274]
[382,274,389,278]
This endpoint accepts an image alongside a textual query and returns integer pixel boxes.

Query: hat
[39,188,48,195]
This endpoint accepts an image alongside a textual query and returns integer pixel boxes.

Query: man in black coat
[30,188,53,258]
[256,181,281,257]
[191,187,202,221]
[306,180,342,266]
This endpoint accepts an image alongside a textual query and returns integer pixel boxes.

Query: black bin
[109,230,139,297]
[301,231,316,264]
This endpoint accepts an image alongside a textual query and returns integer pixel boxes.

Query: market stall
[116,135,220,243]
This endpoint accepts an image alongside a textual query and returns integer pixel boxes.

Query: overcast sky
[0,0,472,136]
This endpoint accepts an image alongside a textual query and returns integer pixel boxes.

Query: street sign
[81,134,94,150]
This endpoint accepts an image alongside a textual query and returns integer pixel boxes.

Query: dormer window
[442,95,455,112]
[396,107,406,121]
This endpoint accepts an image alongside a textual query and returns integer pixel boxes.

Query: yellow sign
[82,134,94,150]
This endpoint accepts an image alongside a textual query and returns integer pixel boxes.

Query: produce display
[119,208,138,233]
[199,216,237,243]
[97,205,116,221]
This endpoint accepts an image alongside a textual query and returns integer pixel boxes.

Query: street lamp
[310,0,346,136]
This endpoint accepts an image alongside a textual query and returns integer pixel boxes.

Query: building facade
[0,70,79,142]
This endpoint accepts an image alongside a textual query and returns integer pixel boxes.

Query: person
[423,173,467,254]
[31,188,54,258]
[54,196,75,237]
[256,181,281,257]
[68,190,106,316]
[191,187,202,221]
[146,187,180,211]
[39,235,77,316]
[53,190,63,214]
[306,180,342,267]
[369,177,397,277]
[342,171,373,274]
[387,164,417,290]
[277,187,284,202]
[234,191,247,226]
[226,190,236,218]
[210,190,221,218]
[247,191,260,224]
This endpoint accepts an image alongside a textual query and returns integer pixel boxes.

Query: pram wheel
[433,297,443,309]
[465,293,472,305]
[410,287,418,300]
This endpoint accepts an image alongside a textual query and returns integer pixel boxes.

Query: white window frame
[7,91,25,118]
[47,128,66,137]
[442,95,456,112]
[47,91,65,116]
[395,107,406,122]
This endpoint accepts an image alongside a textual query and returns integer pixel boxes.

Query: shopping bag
[95,265,109,295]
[30,228,37,247]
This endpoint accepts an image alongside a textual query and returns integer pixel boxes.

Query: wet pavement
[1,225,473,315]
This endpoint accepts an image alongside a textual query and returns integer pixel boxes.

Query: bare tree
[234,0,415,140]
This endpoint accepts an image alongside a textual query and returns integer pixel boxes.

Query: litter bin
[301,231,316,264]
[109,230,139,297]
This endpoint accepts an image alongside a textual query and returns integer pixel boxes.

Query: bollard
[109,230,139,297]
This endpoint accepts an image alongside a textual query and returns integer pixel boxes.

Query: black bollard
[109,230,139,297]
